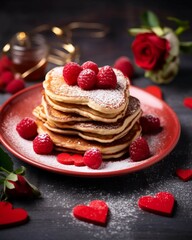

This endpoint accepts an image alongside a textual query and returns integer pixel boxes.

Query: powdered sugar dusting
[0,84,180,177]
[2,113,136,174]
[1,109,173,177]
[45,67,129,110]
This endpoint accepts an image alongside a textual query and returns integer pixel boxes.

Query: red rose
[5,175,41,199]
[132,32,170,71]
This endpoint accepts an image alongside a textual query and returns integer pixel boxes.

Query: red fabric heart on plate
[183,97,192,109]
[0,201,28,228]
[176,169,192,181]
[144,86,163,99]
[57,153,85,166]
[73,200,109,226]
[138,192,175,217]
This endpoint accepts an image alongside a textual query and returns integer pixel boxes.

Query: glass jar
[10,32,49,81]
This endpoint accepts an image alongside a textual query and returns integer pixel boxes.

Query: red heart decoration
[57,153,85,166]
[138,192,175,217]
[183,97,192,109]
[144,86,163,99]
[0,201,28,228]
[176,169,192,181]
[73,200,109,226]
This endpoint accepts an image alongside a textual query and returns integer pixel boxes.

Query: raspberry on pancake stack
[33,61,142,159]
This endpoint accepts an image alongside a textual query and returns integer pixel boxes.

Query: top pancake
[43,67,130,115]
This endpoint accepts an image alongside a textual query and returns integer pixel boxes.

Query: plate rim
[0,83,181,177]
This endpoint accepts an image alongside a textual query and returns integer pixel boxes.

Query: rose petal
[183,97,192,109]
[144,85,163,99]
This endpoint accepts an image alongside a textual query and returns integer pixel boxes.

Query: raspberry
[96,65,117,89]
[5,78,25,94]
[33,134,53,154]
[129,137,150,161]
[16,117,38,139]
[81,61,99,74]
[77,69,97,90]
[0,78,5,91]
[140,115,161,134]
[0,70,14,85]
[113,56,134,79]
[0,55,13,72]
[83,147,102,169]
[63,62,82,85]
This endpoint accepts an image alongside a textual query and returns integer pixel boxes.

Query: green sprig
[0,148,13,172]
[0,147,40,200]
[128,11,163,37]
[141,10,160,28]
[128,10,192,53]
[167,17,190,35]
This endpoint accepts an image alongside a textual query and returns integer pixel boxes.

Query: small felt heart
[0,201,28,228]
[57,153,85,166]
[176,169,192,181]
[138,192,175,217]
[0,201,12,212]
[73,200,109,226]
[183,97,192,109]
[144,86,163,99]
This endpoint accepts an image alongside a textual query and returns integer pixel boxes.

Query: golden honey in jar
[10,32,49,81]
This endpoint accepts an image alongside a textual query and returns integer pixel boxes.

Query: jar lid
[10,32,48,51]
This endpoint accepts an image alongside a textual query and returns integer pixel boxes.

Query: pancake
[55,147,128,160]
[43,111,140,143]
[44,94,128,123]
[41,95,89,123]
[36,119,142,159]
[33,105,47,122]
[43,67,130,115]
[33,64,143,160]
[39,96,141,136]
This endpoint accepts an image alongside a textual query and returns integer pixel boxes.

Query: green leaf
[175,27,186,35]
[128,28,151,36]
[180,41,192,53]
[7,172,18,182]
[167,17,190,35]
[145,71,153,78]
[14,166,26,175]
[5,180,15,189]
[151,26,164,36]
[167,17,189,27]
[141,11,160,28]
[0,147,13,172]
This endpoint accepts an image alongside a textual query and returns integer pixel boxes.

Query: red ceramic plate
[0,84,180,177]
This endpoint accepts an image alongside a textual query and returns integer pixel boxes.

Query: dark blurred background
[1,0,192,66]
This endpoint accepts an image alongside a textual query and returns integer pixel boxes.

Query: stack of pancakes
[33,67,142,159]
